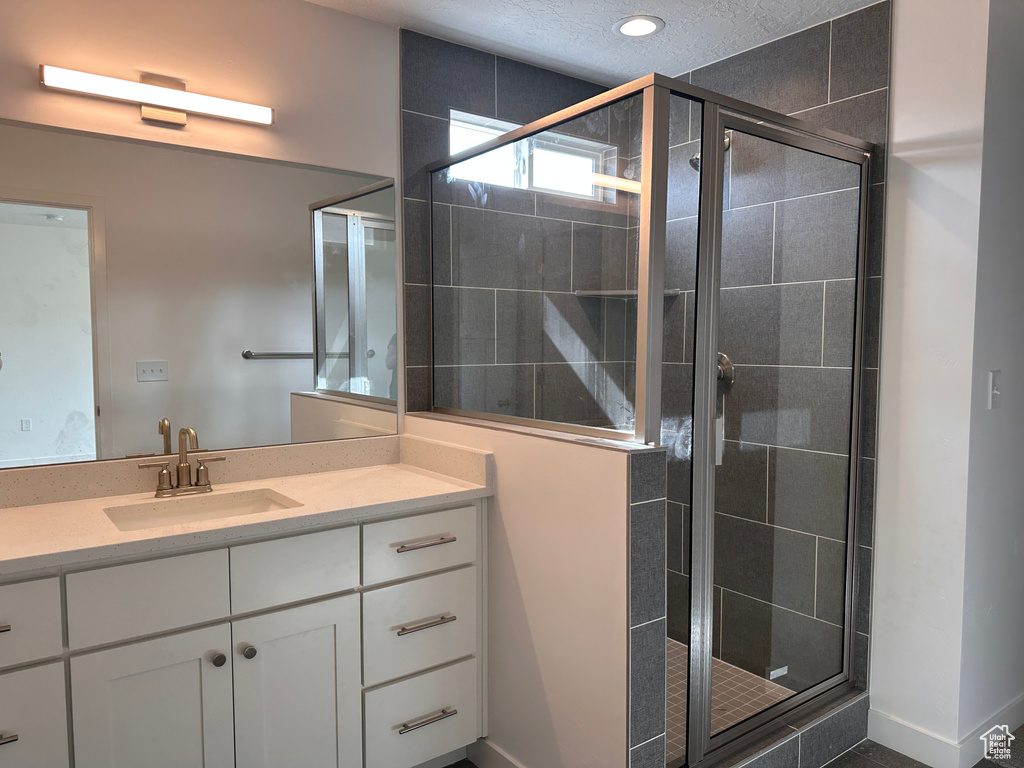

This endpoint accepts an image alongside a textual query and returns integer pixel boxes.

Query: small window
[448,110,617,202]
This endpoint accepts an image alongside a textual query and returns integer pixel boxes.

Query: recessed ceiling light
[614,15,665,37]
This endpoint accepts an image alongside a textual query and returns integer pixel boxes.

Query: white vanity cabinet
[13,499,486,768]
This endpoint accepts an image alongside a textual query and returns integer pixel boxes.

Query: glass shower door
[689,112,868,755]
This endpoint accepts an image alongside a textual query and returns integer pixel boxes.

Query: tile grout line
[718,585,844,629]
[820,281,827,366]
[771,202,777,285]
[714,508,849,546]
[790,86,889,117]
[814,537,820,619]
[827,20,833,104]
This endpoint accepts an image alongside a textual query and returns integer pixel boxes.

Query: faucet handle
[138,461,172,493]
[195,456,225,488]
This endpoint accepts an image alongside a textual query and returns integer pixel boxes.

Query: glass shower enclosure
[424,74,872,767]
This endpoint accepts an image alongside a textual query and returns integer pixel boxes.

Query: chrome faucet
[177,427,199,488]
[138,426,226,498]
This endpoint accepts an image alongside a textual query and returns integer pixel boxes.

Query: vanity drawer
[363,506,477,586]
[0,578,63,668]
[0,662,70,767]
[364,657,479,768]
[230,525,359,613]
[363,566,478,687]
[66,549,230,649]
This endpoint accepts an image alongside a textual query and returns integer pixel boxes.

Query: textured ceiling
[304,0,877,85]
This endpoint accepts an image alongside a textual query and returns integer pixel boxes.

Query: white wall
[404,415,629,768]
[960,0,1024,751]
[0,0,399,176]
[869,0,990,765]
[0,214,96,466]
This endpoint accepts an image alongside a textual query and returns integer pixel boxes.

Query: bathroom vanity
[0,436,491,768]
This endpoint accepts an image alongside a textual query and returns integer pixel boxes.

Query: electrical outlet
[136,361,169,382]
[769,665,788,680]
[20,418,31,432]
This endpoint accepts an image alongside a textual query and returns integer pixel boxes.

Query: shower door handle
[716,353,734,466]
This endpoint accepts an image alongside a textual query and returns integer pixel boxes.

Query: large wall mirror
[0,120,398,469]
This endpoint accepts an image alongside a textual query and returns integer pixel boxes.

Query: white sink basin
[105,488,303,532]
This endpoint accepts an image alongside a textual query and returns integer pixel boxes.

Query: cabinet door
[232,595,361,768]
[71,624,234,768]
[0,662,69,768]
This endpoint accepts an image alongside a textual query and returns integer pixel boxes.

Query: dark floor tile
[451,207,572,291]
[442,760,478,768]
[819,750,880,768]
[799,697,869,768]
[402,110,449,201]
[401,30,495,119]
[715,513,817,615]
[406,365,431,412]
[716,441,769,523]
[722,204,774,288]
[572,222,629,292]
[495,56,604,127]
[632,450,667,503]
[730,132,861,209]
[816,538,848,625]
[630,618,666,748]
[690,23,831,115]
[631,734,666,768]
[631,499,667,626]
[726,365,854,455]
[829,2,891,103]
[823,279,856,368]
[720,590,843,690]
[768,447,850,541]
[774,189,861,283]
[853,738,931,768]
[433,286,495,366]
[432,364,534,418]
[719,282,825,366]
[404,284,431,367]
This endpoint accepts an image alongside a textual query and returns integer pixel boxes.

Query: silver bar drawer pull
[0,734,19,746]
[396,535,457,554]
[398,707,458,735]
[0,625,10,633]
[397,614,457,637]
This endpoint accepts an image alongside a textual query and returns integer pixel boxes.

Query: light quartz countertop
[0,462,489,577]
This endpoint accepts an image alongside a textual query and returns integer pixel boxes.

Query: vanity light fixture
[40,65,274,126]
[614,15,665,37]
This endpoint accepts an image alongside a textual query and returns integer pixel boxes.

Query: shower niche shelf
[572,289,682,298]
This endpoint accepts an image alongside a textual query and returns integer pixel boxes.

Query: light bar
[40,66,274,126]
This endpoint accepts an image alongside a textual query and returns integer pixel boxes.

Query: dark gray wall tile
[665,216,698,292]
[690,23,831,114]
[406,365,431,412]
[864,277,882,369]
[536,362,628,427]
[629,735,666,768]
[630,618,666,747]
[860,368,877,459]
[400,30,495,119]
[402,111,449,201]
[605,298,629,362]
[774,189,861,282]
[715,514,817,615]
[769,447,850,541]
[667,500,684,573]
[536,193,629,228]
[663,293,689,364]
[451,207,572,291]
[433,286,495,365]
[855,545,872,635]
[857,458,875,547]
[667,570,690,644]
[797,88,888,184]
[740,735,800,768]
[668,140,703,220]
[433,364,534,417]
[495,291,607,365]
[716,441,769,523]
[730,133,861,209]
[669,92,693,147]
[434,178,536,215]
[496,55,604,128]
[631,499,667,626]
[719,282,825,366]
[816,537,847,625]
[404,199,451,286]
[727,366,854,454]
[823,279,856,368]
[852,632,869,690]
[404,284,431,367]
[495,290,542,364]
[829,1,891,102]
[799,696,869,768]
[631,450,667,503]
[722,205,775,288]
[662,363,694,504]
[720,590,843,690]
[867,184,886,277]
[572,222,629,291]
[713,585,722,657]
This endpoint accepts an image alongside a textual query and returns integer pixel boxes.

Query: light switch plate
[136,361,169,382]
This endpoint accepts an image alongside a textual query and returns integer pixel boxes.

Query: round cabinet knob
[242,645,258,660]
[211,653,227,668]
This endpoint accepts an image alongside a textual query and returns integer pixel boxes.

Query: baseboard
[468,738,530,768]
[870,691,1024,768]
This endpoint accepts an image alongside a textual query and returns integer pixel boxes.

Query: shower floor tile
[666,638,794,764]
